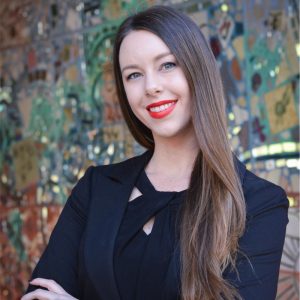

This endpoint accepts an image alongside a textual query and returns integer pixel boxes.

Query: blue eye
[161,62,176,71]
[127,72,141,80]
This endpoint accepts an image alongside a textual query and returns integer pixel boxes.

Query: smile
[146,100,177,119]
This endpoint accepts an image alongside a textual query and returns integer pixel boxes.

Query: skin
[21,278,77,300]
[22,30,199,299]
[120,30,198,192]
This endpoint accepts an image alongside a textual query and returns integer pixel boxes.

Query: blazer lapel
[84,151,152,300]
[83,150,245,299]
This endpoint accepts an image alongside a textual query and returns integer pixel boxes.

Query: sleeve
[24,166,94,298]
[223,171,289,300]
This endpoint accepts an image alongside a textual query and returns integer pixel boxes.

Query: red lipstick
[146,100,177,119]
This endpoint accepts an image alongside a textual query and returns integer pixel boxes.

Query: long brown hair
[113,5,246,300]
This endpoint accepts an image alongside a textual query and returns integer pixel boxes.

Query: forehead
[119,30,171,66]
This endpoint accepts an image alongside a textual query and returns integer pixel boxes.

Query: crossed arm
[21,278,77,300]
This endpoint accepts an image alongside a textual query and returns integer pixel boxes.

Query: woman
[22,5,289,300]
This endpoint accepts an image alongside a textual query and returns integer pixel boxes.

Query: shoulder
[95,151,148,172]
[240,166,289,217]
[66,153,147,214]
[91,150,151,181]
[75,150,151,190]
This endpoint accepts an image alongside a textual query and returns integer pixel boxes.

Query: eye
[127,72,142,80]
[161,62,176,71]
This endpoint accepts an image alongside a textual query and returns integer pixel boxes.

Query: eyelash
[161,62,176,71]
[126,61,177,81]
[127,73,141,80]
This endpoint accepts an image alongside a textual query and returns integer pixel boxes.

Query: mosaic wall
[0,0,299,299]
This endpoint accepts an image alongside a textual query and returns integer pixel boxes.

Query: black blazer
[26,151,289,299]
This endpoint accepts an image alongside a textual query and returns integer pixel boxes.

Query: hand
[21,278,78,300]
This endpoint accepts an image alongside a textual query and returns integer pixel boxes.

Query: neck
[146,130,199,179]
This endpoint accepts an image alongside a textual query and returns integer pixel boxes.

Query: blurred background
[0,0,299,299]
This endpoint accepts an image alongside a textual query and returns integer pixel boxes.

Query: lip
[146,100,177,119]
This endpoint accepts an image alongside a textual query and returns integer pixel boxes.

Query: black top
[25,151,289,300]
[114,170,185,300]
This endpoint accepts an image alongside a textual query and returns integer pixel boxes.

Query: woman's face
[119,30,194,142]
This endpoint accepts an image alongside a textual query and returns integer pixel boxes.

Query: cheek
[124,83,143,108]
[180,78,190,100]
[124,90,137,110]
[168,72,189,94]
[124,87,141,117]
[124,81,136,97]
[171,74,191,110]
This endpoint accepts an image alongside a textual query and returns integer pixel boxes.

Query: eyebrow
[121,52,173,73]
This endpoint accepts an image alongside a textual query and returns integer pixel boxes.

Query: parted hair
[113,5,246,300]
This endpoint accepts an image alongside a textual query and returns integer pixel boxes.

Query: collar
[99,150,153,184]
[100,150,246,186]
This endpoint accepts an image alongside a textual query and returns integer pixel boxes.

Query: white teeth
[149,102,174,112]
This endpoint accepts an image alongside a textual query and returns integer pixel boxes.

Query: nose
[144,74,162,96]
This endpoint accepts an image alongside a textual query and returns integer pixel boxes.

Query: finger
[29,278,67,294]
[21,288,56,300]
